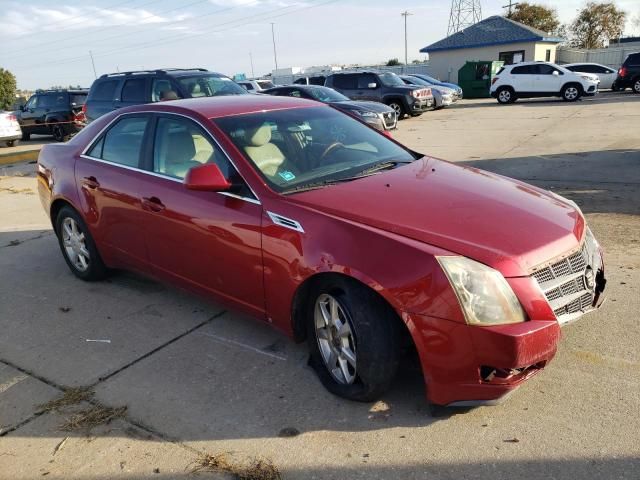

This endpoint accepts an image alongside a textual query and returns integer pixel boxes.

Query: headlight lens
[356,110,378,118]
[437,256,526,326]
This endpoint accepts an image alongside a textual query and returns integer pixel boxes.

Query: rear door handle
[82,176,100,189]
[141,196,165,213]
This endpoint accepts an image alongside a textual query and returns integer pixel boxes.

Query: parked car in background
[614,52,640,93]
[409,73,463,100]
[325,71,432,119]
[563,63,618,90]
[0,111,22,147]
[293,75,327,86]
[16,89,87,142]
[262,84,397,131]
[237,79,275,93]
[400,75,455,109]
[37,95,607,406]
[84,68,246,123]
[490,62,600,104]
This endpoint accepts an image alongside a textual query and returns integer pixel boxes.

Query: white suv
[490,62,600,104]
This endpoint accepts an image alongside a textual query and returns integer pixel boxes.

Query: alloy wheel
[314,293,357,385]
[389,103,403,117]
[634,80,640,93]
[61,217,90,272]
[498,90,511,103]
[565,87,579,100]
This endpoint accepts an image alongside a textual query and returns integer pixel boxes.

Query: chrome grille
[531,234,600,324]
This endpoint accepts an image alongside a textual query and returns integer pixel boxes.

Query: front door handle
[142,196,165,213]
[82,176,100,190]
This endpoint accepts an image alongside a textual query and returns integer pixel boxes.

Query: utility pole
[502,1,519,16]
[89,50,97,79]
[401,11,413,65]
[249,52,255,78]
[270,23,279,71]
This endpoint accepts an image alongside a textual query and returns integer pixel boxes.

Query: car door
[137,114,265,318]
[508,65,534,93]
[86,78,121,123]
[354,73,379,101]
[332,74,358,99]
[589,65,616,89]
[19,95,40,133]
[75,114,153,272]
[533,64,564,93]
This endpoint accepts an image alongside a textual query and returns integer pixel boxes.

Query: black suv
[17,89,88,142]
[324,71,431,119]
[85,68,247,123]
[615,52,640,93]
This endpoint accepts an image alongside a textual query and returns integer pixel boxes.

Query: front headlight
[437,256,526,326]
[356,110,379,118]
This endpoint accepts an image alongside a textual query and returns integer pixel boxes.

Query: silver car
[0,111,22,147]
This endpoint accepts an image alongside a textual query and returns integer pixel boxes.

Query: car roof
[116,94,321,119]
[98,68,223,79]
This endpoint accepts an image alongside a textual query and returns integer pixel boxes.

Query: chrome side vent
[267,211,304,233]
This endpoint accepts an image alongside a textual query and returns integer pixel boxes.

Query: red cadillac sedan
[36,95,606,406]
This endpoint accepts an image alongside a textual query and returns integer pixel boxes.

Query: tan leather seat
[243,124,285,177]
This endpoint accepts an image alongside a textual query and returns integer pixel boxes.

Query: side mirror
[368,82,377,89]
[184,163,231,192]
[552,71,560,76]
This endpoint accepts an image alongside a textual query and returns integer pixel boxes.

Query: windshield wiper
[283,160,413,195]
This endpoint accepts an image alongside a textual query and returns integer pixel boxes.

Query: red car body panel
[36,97,603,406]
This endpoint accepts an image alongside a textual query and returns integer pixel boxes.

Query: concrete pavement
[0,92,639,480]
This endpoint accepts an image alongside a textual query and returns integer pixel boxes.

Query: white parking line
[199,332,287,361]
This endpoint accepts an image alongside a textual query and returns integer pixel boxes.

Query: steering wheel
[319,142,345,161]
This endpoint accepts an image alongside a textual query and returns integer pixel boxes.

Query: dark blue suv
[85,68,247,123]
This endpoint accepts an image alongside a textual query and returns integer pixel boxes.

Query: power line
[15,0,339,73]
[502,1,520,16]
[2,0,142,41]
[3,0,209,59]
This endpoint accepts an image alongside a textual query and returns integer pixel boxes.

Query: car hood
[332,100,394,113]
[285,157,584,277]
[430,85,454,94]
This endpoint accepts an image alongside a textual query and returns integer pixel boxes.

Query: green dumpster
[458,61,504,98]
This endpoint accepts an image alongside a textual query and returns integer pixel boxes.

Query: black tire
[307,276,401,402]
[55,206,108,281]
[6,140,18,147]
[561,84,582,102]
[21,131,30,141]
[633,78,640,94]
[496,87,515,104]
[387,101,405,120]
[52,124,68,142]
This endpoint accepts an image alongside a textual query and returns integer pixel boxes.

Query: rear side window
[511,65,535,75]
[91,80,119,101]
[625,53,640,66]
[121,79,147,102]
[89,116,149,168]
[332,74,357,89]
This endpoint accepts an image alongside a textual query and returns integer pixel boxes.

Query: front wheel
[6,140,18,147]
[387,101,405,120]
[307,277,401,402]
[55,206,107,281]
[562,84,581,102]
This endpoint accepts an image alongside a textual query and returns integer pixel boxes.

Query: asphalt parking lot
[1,92,639,479]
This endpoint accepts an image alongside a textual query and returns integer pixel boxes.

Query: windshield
[405,76,429,86]
[379,72,405,87]
[214,106,415,194]
[178,75,246,97]
[307,87,350,102]
[417,74,441,84]
[257,80,275,89]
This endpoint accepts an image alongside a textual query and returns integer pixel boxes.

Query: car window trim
[80,110,261,205]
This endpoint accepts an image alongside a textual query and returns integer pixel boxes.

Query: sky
[1,0,639,90]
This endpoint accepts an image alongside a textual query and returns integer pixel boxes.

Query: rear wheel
[52,124,68,142]
[6,140,18,147]
[55,206,107,281]
[633,78,640,94]
[387,101,405,120]
[307,277,401,402]
[496,87,515,104]
[562,84,581,102]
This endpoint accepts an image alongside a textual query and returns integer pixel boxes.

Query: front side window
[151,79,182,102]
[214,106,416,194]
[25,95,38,109]
[88,116,149,168]
[122,79,147,102]
[178,75,246,97]
[357,74,378,88]
[537,64,562,75]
